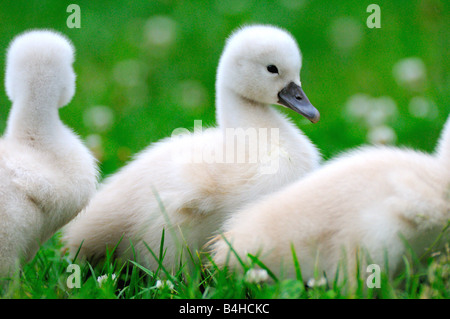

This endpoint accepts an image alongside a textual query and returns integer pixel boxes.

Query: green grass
[0,228,448,299]
[0,0,449,300]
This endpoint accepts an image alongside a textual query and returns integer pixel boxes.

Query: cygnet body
[64,25,320,272]
[0,30,98,277]
[212,117,450,283]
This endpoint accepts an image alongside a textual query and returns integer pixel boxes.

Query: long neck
[216,86,288,130]
[5,90,64,150]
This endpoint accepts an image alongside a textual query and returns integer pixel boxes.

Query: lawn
[0,0,448,300]
[1,228,448,299]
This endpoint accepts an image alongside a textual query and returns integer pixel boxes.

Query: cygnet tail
[436,114,450,167]
[5,29,75,107]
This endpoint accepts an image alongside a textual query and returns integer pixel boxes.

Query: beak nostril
[295,95,302,100]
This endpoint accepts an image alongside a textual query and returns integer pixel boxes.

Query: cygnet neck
[216,86,287,131]
[5,90,63,148]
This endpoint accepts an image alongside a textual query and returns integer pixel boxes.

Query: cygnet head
[5,29,76,108]
[217,25,319,123]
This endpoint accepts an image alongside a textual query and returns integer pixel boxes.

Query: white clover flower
[367,125,397,145]
[144,16,177,48]
[85,134,104,160]
[83,105,115,132]
[306,277,327,288]
[155,279,174,290]
[392,57,427,91]
[409,96,438,119]
[97,274,117,287]
[85,134,102,150]
[345,94,398,128]
[365,96,397,128]
[244,268,269,284]
[345,93,372,120]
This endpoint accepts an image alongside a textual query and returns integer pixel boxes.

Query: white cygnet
[0,30,98,277]
[64,25,321,272]
[212,116,450,284]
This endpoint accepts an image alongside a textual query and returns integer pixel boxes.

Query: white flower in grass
[345,94,398,127]
[97,274,117,287]
[244,268,269,284]
[367,125,397,145]
[144,16,177,48]
[392,57,427,92]
[306,277,327,288]
[409,96,438,119]
[85,134,104,160]
[345,93,372,120]
[155,279,174,290]
[83,105,115,132]
[366,96,397,128]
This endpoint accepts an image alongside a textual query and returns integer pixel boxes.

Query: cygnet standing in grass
[0,30,98,277]
[64,24,321,272]
[211,115,450,284]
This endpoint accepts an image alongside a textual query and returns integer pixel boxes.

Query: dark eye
[267,65,279,74]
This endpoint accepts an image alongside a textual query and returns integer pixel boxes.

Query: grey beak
[277,82,320,123]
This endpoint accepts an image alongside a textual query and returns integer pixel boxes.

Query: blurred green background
[0,0,448,178]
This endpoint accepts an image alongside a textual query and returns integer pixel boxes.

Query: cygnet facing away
[211,116,450,284]
[64,24,321,272]
[0,30,98,277]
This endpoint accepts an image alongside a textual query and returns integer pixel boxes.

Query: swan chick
[64,25,321,272]
[0,30,98,277]
[212,116,450,283]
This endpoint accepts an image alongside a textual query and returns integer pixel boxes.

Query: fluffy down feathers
[211,117,450,283]
[0,30,98,277]
[63,25,320,272]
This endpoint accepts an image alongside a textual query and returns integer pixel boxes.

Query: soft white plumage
[211,116,450,283]
[64,25,321,271]
[0,30,98,277]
